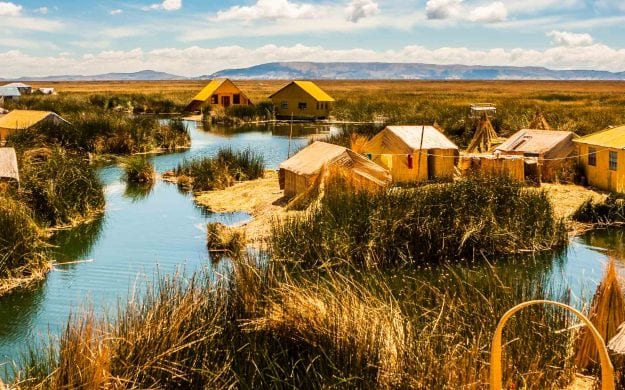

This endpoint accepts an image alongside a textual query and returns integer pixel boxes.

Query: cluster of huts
[278,110,625,197]
[0,83,55,107]
[186,79,334,119]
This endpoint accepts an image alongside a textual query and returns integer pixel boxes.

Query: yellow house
[270,81,334,119]
[185,79,252,112]
[574,125,625,192]
[363,125,459,183]
[0,110,68,141]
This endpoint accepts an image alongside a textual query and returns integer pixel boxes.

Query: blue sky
[1,0,624,77]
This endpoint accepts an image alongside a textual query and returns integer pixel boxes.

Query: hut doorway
[524,160,540,185]
[221,96,231,108]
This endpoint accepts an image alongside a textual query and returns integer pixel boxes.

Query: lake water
[0,121,621,375]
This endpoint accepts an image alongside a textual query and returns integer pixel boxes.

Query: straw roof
[280,141,391,185]
[466,114,499,153]
[270,81,335,102]
[576,259,625,369]
[370,126,458,154]
[0,148,19,182]
[496,129,577,155]
[574,125,625,149]
[528,111,552,130]
[0,110,67,130]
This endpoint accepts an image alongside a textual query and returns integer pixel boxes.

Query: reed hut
[185,79,252,112]
[458,154,526,182]
[466,114,503,153]
[495,129,578,182]
[0,147,19,185]
[0,110,68,141]
[363,125,459,183]
[279,141,391,198]
[574,125,625,193]
[270,81,334,119]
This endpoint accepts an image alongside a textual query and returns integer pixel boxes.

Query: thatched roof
[576,259,625,369]
[0,148,19,182]
[496,129,577,156]
[365,126,458,156]
[0,110,68,130]
[280,141,391,186]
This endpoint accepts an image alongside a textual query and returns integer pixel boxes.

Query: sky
[0,0,624,77]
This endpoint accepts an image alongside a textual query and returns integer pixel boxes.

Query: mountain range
[3,62,625,81]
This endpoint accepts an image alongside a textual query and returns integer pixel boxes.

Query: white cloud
[110,9,123,15]
[0,1,22,16]
[3,42,625,78]
[345,0,379,23]
[215,0,318,22]
[425,0,506,23]
[35,6,48,14]
[145,0,181,11]
[425,0,462,20]
[468,2,506,22]
[1,16,63,31]
[548,30,593,47]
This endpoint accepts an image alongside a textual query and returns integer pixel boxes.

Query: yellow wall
[371,151,428,183]
[578,144,625,192]
[271,84,332,118]
[210,81,251,109]
[283,170,315,198]
[429,148,457,180]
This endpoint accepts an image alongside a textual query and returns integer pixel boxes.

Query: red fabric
[407,154,413,169]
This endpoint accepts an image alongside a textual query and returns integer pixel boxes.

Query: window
[588,147,597,166]
[281,101,288,109]
[316,102,320,110]
[210,94,218,104]
[298,102,307,110]
[610,151,618,171]
[233,94,240,104]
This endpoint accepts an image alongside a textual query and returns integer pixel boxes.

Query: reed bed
[122,156,155,184]
[272,174,567,268]
[573,193,625,225]
[0,196,46,279]
[19,148,105,227]
[175,148,265,192]
[206,222,245,254]
[15,255,576,389]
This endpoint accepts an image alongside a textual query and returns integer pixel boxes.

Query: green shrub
[573,193,625,224]
[123,157,155,184]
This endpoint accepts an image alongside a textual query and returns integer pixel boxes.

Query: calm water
[0,121,622,374]
[0,121,334,367]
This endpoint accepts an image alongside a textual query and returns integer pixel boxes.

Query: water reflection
[580,229,625,261]
[50,216,105,263]
[123,181,155,203]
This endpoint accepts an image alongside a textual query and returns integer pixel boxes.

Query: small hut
[270,81,334,119]
[0,147,19,186]
[495,129,578,182]
[279,141,391,198]
[363,125,459,183]
[574,125,625,193]
[466,114,503,153]
[185,79,252,112]
[458,154,526,182]
[1,83,32,95]
[0,87,20,106]
[0,110,68,141]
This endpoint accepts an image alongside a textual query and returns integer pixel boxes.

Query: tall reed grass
[272,174,567,268]
[573,193,625,225]
[15,256,576,389]
[19,148,105,226]
[175,148,265,192]
[122,156,155,184]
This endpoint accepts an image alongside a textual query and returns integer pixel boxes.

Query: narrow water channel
[0,121,329,366]
[0,121,621,375]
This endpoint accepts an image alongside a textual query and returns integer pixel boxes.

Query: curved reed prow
[490,299,615,390]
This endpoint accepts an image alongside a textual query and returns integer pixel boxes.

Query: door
[221,96,231,108]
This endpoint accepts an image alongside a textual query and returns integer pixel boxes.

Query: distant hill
[4,62,625,81]
[5,70,186,82]
[203,62,625,81]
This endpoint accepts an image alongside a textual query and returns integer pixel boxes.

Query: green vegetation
[123,156,155,184]
[272,175,566,268]
[16,256,575,389]
[573,193,625,225]
[0,196,46,279]
[175,148,265,191]
[8,114,190,155]
[19,149,105,227]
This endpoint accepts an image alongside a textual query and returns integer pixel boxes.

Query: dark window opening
[588,147,597,166]
[211,94,218,104]
[233,94,241,104]
[281,101,288,109]
[610,151,618,171]
[298,102,307,110]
